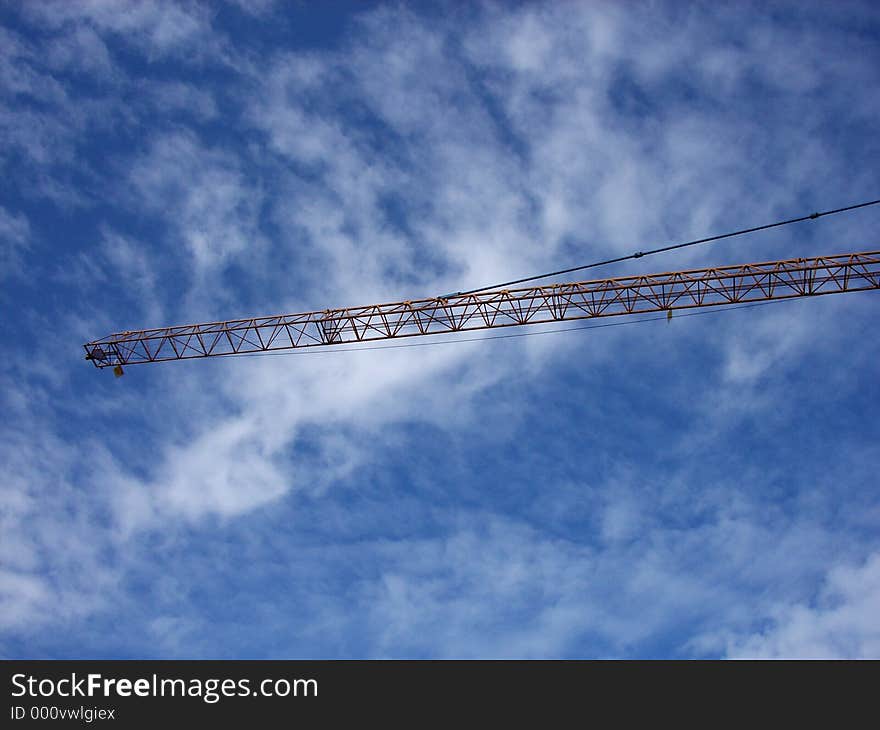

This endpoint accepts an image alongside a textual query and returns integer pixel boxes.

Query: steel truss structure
[85,250,880,369]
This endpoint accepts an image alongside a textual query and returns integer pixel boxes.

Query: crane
[84,250,880,374]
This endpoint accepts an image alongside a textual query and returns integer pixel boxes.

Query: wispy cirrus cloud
[717,552,880,658]
[0,206,30,279]
[21,0,216,60]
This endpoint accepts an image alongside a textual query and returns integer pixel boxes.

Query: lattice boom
[84,251,880,368]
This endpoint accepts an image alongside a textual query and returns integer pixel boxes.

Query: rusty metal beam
[84,250,880,368]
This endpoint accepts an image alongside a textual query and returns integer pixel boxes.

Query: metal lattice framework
[85,250,880,369]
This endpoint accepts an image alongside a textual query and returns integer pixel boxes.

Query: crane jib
[84,250,880,369]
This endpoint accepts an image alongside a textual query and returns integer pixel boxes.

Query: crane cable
[450,198,880,297]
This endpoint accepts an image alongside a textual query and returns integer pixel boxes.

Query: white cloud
[45,24,117,79]
[345,495,845,657]
[138,80,218,121]
[723,553,880,658]
[23,0,216,60]
[127,132,266,300]
[0,207,30,279]
[0,570,51,632]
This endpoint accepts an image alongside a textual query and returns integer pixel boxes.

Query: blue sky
[1,0,879,658]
